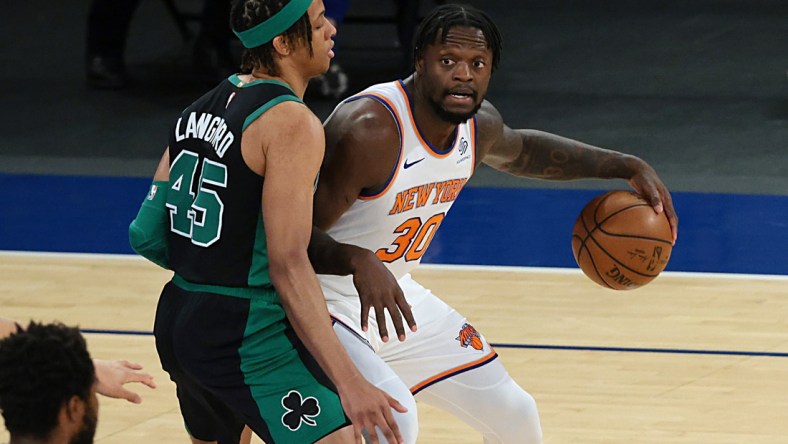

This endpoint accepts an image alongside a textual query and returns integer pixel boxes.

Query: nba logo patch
[146,185,158,201]
[456,323,484,351]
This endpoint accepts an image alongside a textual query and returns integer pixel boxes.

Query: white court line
[3,249,788,282]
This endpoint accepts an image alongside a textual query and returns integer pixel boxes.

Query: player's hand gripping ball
[572,190,673,290]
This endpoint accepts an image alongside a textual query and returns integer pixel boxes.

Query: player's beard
[70,401,98,444]
[429,92,482,125]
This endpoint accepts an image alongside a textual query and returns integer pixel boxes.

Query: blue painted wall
[2,173,786,275]
[423,187,788,275]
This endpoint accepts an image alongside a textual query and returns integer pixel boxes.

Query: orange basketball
[572,190,673,290]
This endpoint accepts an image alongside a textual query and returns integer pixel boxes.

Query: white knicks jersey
[319,80,476,297]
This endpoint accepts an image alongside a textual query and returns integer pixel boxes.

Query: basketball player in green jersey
[129,0,406,442]
[307,4,679,444]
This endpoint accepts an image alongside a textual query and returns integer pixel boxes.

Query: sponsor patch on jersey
[456,322,484,351]
[458,137,469,155]
[281,390,321,431]
[456,137,471,164]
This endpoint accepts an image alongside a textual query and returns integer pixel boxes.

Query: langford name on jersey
[174,112,235,158]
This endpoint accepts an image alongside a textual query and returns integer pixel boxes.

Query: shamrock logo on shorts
[281,390,320,431]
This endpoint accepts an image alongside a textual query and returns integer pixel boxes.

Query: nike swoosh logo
[404,158,425,169]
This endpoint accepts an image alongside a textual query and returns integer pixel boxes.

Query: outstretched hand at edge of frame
[93,359,157,404]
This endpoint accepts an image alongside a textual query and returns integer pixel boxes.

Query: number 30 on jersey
[376,213,445,262]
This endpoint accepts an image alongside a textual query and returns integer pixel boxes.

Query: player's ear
[272,35,290,56]
[414,56,425,74]
[63,394,86,426]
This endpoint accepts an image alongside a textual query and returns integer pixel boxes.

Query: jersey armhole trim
[470,115,478,175]
[242,94,303,131]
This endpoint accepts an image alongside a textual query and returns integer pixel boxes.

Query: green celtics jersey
[166,75,302,289]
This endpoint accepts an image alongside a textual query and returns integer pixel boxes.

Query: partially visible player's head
[0,322,98,444]
[412,4,503,124]
[231,0,336,77]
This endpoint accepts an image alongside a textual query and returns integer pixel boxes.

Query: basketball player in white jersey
[310,4,679,444]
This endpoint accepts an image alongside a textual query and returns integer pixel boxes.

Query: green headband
[233,0,312,49]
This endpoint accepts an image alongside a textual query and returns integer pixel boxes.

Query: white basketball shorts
[321,273,499,394]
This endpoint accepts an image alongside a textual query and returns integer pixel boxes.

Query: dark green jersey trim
[248,213,270,287]
[243,95,303,131]
[172,274,276,301]
[228,75,297,94]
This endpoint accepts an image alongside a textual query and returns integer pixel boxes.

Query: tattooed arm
[475,100,677,241]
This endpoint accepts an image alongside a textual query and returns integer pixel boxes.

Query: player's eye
[473,60,486,69]
[441,58,453,65]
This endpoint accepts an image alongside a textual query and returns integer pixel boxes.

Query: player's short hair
[413,4,503,71]
[0,322,95,439]
[231,0,314,76]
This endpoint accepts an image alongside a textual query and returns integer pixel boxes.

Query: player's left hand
[350,249,417,342]
[627,158,678,243]
[93,359,157,404]
[337,374,407,444]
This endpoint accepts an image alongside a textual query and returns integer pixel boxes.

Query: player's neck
[248,69,308,99]
[404,76,459,151]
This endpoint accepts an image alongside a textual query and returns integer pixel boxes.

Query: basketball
[572,190,673,290]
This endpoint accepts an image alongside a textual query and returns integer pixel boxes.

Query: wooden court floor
[2,252,788,443]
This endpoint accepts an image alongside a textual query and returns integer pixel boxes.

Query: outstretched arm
[477,101,678,242]
[308,227,415,342]
[1,317,156,403]
[93,359,157,404]
[310,98,417,341]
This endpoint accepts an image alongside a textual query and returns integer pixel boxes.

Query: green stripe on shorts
[238,297,347,442]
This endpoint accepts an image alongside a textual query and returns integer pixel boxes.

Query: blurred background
[1,0,787,273]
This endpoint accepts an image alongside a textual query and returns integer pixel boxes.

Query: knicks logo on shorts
[455,323,484,351]
[281,390,320,431]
